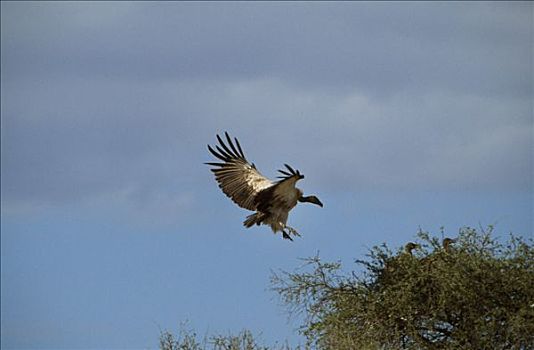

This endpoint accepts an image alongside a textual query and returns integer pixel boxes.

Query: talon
[282,231,293,241]
[287,227,301,237]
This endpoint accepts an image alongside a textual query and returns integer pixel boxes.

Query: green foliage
[271,227,534,349]
[159,327,297,350]
[160,327,203,350]
[160,227,532,349]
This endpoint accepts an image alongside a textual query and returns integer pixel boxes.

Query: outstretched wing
[206,132,273,211]
[276,163,303,182]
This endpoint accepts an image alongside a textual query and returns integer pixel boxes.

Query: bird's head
[442,238,457,252]
[298,195,323,207]
[404,242,421,255]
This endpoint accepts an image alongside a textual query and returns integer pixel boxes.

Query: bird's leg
[282,230,293,241]
[285,225,301,237]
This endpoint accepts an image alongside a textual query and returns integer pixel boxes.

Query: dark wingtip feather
[219,132,239,158]
[208,144,228,161]
[215,145,233,159]
[207,132,247,163]
[225,132,241,158]
[284,164,296,175]
[278,169,291,176]
[234,137,246,159]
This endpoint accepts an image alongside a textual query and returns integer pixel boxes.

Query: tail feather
[243,213,265,228]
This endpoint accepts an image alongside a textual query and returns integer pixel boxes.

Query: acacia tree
[159,327,296,350]
[271,227,534,349]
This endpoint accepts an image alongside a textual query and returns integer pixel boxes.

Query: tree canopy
[271,227,533,349]
[160,227,533,350]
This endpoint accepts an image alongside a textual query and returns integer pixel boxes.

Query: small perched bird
[442,237,457,253]
[206,132,323,241]
[404,242,421,255]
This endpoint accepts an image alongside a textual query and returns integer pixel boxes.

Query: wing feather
[206,132,273,210]
[233,136,246,158]
[225,133,242,158]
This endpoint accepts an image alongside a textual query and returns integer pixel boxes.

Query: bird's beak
[311,196,323,207]
[299,195,323,207]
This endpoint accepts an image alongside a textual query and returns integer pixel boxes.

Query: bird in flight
[206,132,323,241]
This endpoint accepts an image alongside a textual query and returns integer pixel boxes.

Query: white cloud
[2,2,531,216]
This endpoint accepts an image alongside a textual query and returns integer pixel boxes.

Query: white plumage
[206,132,323,241]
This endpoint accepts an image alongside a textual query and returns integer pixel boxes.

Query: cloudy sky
[1,2,532,349]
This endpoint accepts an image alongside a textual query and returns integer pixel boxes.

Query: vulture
[205,132,323,241]
[404,242,421,256]
[442,237,457,253]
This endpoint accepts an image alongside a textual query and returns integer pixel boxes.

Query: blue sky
[1,2,532,349]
